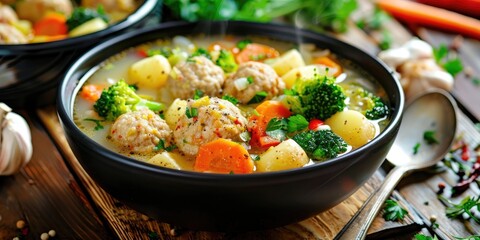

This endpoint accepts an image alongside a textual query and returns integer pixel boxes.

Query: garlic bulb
[0,103,33,175]
[378,39,454,100]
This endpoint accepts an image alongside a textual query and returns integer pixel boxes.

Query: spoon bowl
[339,89,458,239]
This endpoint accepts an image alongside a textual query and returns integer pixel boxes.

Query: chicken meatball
[0,23,27,44]
[223,61,285,104]
[16,0,73,23]
[173,97,247,155]
[168,56,225,99]
[0,4,18,24]
[110,109,172,154]
[82,0,135,13]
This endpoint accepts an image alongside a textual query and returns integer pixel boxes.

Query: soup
[73,35,390,174]
[0,0,142,44]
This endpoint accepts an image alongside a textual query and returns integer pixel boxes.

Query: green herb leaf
[473,77,480,86]
[413,142,421,155]
[185,107,198,119]
[454,235,480,240]
[379,30,392,50]
[252,155,260,161]
[247,76,254,84]
[414,234,439,240]
[266,118,288,141]
[222,95,239,105]
[423,130,439,144]
[193,89,204,100]
[147,48,172,58]
[433,44,464,77]
[84,118,104,131]
[237,39,252,50]
[154,139,177,152]
[445,196,480,223]
[248,91,268,104]
[383,199,408,221]
[287,114,309,133]
[284,88,298,96]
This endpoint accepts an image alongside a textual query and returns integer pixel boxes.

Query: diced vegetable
[33,13,68,36]
[128,55,171,89]
[164,99,188,128]
[312,56,342,77]
[325,110,376,148]
[308,119,324,131]
[269,49,305,77]
[148,152,182,170]
[68,18,108,37]
[282,65,337,89]
[80,84,104,102]
[194,138,254,174]
[249,101,291,149]
[235,43,280,63]
[256,139,309,172]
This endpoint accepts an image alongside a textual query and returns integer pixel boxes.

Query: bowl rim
[0,0,158,55]
[58,20,404,183]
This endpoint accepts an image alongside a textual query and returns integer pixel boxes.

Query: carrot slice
[376,0,480,40]
[33,13,68,36]
[313,56,343,77]
[194,138,254,174]
[235,43,280,63]
[248,101,291,149]
[80,84,104,102]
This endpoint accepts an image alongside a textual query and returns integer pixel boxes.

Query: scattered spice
[437,182,446,195]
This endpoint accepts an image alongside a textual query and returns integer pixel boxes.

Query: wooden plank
[0,110,111,240]
[36,106,417,239]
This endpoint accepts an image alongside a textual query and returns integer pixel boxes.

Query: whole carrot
[376,0,480,40]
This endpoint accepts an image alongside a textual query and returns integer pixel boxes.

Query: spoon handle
[338,166,408,240]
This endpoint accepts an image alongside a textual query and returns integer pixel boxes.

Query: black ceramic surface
[0,0,159,108]
[57,21,404,232]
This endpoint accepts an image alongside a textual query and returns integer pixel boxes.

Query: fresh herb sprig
[383,199,408,221]
[439,195,480,223]
[433,44,464,77]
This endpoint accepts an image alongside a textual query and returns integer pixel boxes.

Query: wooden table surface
[1,1,480,239]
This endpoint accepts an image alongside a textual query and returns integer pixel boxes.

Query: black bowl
[57,21,404,232]
[0,0,159,108]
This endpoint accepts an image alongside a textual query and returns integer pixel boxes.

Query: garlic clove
[403,38,433,59]
[0,103,33,176]
[378,47,411,68]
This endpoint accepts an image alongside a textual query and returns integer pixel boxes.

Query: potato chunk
[269,49,305,77]
[256,139,309,172]
[128,55,171,89]
[164,98,187,129]
[147,152,182,170]
[325,110,376,148]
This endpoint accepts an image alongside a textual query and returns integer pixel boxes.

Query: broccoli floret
[342,83,389,120]
[66,6,109,31]
[292,75,346,120]
[93,80,164,121]
[365,96,389,120]
[292,129,348,161]
[216,49,238,73]
[189,48,211,60]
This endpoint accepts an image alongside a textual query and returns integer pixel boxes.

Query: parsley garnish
[236,39,252,50]
[222,95,239,105]
[441,195,480,223]
[383,199,408,221]
[252,155,260,161]
[84,118,104,130]
[287,115,309,133]
[247,91,268,104]
[473,77,480,86]
[185,107,198,118]
[154,139,177,152]
[147,48,172,58]
[266,118,288,141]
[423,130,439,144]
[414,234,438,240]
[246,76,254,84]
[193,89,204,100]
[189,47,211,60]
[413,142,421,155]
[433,44,463,77]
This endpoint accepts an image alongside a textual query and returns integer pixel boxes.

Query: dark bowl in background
[0,0,159,108]
[57,21,404,232]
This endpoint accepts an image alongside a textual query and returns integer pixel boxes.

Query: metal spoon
[338,89,458,239]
